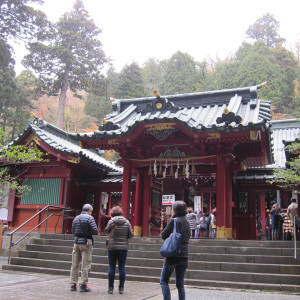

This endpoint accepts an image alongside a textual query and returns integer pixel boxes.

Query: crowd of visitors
[263,197,298,241]
[185,208,217,239]
[69,196,298,298]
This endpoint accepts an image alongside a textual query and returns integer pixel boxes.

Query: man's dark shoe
[119,287,124,294]
[70,284,77,291]
[108,286,113,294]
[80,284,91,292]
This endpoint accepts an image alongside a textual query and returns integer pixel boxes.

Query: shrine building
[7,84,300,239]
[74,84,274,239]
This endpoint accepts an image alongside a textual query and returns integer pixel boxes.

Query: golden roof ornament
[153,89,160,98]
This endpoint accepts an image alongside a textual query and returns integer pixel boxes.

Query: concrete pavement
[1,257,300,300]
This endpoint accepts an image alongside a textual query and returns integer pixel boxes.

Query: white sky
[14,0,300,73]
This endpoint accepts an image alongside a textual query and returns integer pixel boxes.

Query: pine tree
[23,0,108,129]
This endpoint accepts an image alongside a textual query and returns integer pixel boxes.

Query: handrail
[294,216,300,260]
[7,205,80,264]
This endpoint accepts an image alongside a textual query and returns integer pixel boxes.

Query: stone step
[31,238,298,257]
[39,233,300,249]
[25,243,300,265]
[4,234,300,292]
[17,250,300,275]
[3,263,300,292]
[6,257,300,285]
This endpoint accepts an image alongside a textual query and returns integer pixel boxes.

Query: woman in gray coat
[105,206,134,295]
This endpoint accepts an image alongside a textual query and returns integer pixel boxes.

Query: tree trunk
[56,66,69,129]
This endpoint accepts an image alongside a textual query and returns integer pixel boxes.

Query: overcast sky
[15,0,300,73]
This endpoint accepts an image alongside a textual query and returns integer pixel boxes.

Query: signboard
[0,188,9,221]
[0,208,8,221]
[162,194,175,205]
[194,196,202,212]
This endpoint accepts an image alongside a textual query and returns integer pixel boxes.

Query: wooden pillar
[121,160,132,219]
[133,170,143,236]
[260,192,266,233]
[216,155,232,238]
[142,174,151,237]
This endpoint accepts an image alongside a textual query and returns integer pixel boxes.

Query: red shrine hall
[74,84,274,239]
[8,84,300,239]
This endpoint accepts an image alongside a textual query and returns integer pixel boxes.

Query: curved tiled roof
[11,117,122,173]
[267,119,300,168]
[74,84,272,140]
[236,119,300,181]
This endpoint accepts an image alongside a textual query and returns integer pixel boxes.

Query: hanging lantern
[148,161,152,175]
[175,160,179,179]
[163,160,168,178]
[153,160,157,177]
[185,160,190,178]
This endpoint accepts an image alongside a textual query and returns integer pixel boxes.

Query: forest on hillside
[1,0,300,139]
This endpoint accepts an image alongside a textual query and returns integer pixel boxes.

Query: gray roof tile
[12,117,122,173]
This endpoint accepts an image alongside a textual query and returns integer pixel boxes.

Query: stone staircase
[2,234,300,292]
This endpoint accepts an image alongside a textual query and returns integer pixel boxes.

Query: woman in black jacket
[105,206,134,295]
[160,201,190,300]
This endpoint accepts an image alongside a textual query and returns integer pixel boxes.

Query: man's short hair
[291,197,297,203]
[82,204,93,212]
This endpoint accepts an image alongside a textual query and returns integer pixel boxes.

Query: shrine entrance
[76,85,272,239]
[149,177,217,236]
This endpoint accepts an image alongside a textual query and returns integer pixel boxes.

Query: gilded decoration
[145,123,177,141]
[249,130,259,141]
[207,133,220,140]
[68,156,80,164]
[158,149,186,159]
[108,139,119,145]
[145,123,176,131]
[24,134,40,146]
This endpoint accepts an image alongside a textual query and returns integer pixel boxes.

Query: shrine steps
[2,234,300,293]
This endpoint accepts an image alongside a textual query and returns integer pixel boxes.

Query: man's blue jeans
[108,250,128,288]
[160,263,187,300]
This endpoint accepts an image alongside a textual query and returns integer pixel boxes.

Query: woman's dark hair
[172,201,187,216]
[187,207,193,214]
[111,206,123,217]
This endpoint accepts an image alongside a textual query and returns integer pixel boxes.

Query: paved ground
[1,257,300,300]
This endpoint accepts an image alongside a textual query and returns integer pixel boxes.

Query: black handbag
[160,218,182,257]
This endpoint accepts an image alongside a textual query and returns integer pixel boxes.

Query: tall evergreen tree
[246,13,284,48]
[142,58,163,96]
[0,0,47,41]
[272,44,298,111]
[23,0,108,129]
[84,77,112,124]
[114,62,146,99]
[0,39,16,133]
[160,51,198,95]
[0,0,47,136]
[236,40,285,111]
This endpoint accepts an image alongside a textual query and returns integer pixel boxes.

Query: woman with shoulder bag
[160,201,191,300]
[105,206,134,295]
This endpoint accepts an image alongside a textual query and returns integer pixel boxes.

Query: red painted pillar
[142,174,151,237]
[133,170,143,236]
[121,160,132,219]
[260,192,266,232]
[216,155,232,238]
[226,168,233,237]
